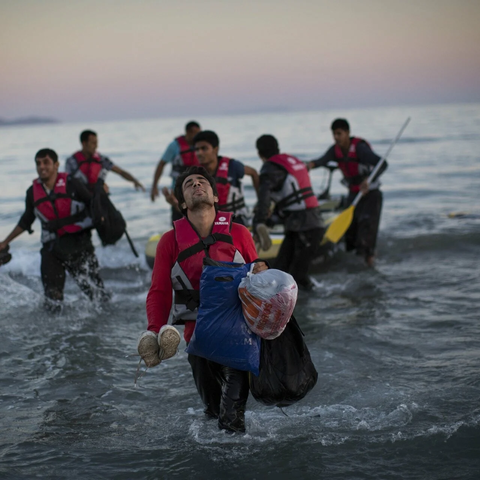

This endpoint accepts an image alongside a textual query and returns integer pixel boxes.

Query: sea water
[0,103,479,479]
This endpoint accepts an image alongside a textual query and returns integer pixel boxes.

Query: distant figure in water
[65,129,145,192]
[0,148,109,312]
[307,118,387,267]
[150,121,201,224]
[141,165,267,433]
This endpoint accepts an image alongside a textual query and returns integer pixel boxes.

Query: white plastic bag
[238,268,298,340]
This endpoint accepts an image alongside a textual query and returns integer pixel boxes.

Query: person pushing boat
[253,135,324,291]
[307,118,387,267]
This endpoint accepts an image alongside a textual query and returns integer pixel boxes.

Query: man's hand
[359,179,369,195]
[0,240,8,252]
[252,261,268,274]
[137,331,160,368]
[150,185,159,202]
[306,161,315,171]
[162,187,179,209]
[134,179,146,192]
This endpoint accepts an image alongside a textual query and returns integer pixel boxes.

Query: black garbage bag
[249,315,318,407]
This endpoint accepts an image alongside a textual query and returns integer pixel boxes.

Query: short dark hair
[331,118,350,132]
[35,148,58,163]
[174,166,218,216]
[80,130,97,143]
[193,130,219,149]
[256,134,279,159]
[185,121,201,132]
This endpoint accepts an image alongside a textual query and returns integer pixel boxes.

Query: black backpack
[91,180,138,256]
[249,315,318,407]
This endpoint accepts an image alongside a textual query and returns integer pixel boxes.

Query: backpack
[91,180,138,256]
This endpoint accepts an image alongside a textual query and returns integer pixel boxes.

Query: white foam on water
[95,243,148,270]
[1,244,150,276]
[0,273,42,309]
[0,249,41,276]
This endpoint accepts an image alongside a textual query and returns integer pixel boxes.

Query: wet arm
[308,146,336,170]
[146,231,176,333]
[111,164,145,191]
[1,188,35,248]
[0,225,25,250]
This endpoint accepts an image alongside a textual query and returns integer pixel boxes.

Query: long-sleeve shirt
[253,161,323,232]
[311,140,387,190]
[18,176,94,257]
[146,222,259,342]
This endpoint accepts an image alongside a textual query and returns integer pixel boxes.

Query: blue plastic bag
[186,260,261,375]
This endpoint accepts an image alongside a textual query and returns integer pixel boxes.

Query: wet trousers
[40,243,107,302]
[188,353,249,432]
[345,189,383,258]
[273,227,324,290]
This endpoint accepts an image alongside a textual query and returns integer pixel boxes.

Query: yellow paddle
[322,117,411,244]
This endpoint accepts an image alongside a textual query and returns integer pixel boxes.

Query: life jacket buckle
[202,235,216,247]
[186,298,199,311]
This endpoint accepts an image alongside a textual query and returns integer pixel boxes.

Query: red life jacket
[214,156,246,214]
[170,211,245,323]
[73,151,103,186]
[268,154,319,211]
[334,137,371,193]
[33,173,88,238]
[176,135,199,168]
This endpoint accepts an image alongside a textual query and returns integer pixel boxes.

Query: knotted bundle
[238,268,297,340]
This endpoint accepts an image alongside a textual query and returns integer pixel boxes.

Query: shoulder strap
[176,232,233,263]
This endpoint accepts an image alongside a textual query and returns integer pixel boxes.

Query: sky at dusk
[1,0,480,122]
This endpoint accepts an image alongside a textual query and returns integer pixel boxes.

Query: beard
[189,194,215,211]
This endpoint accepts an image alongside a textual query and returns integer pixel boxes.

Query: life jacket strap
[174,276,200,311]
[43,210,87,232]
[176,233,233,263]
[275,185,315,210]
[219,197,246,212]
[214,177,229,185]
[33,192,71,208]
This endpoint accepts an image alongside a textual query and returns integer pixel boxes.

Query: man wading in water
[0,149,109,312]
[307,118,387,267]
[139,166,267,433]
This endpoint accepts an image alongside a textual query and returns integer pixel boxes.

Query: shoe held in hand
[158,325,181,361]
[137,331,160,367]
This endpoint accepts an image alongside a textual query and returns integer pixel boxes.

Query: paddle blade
[322,206,354,244]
